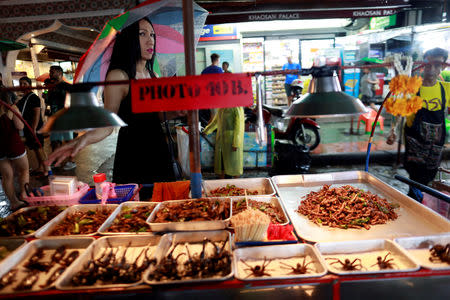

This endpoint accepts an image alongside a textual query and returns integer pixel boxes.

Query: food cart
[0,171,449,299]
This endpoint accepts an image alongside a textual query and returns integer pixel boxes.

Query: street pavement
[1,119,449,217]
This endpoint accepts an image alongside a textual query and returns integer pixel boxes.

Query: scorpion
[371,252,397,270]
[326,257,364,271]
[279,257,315,275]
[240,256,273,278]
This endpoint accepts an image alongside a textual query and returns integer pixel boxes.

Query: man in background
[200,53,224,126]
[222,61,231,73]
[404,47,450,202]
[46,65,76,170]
[282,56,301,106]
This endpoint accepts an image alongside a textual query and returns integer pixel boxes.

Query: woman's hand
[46,135,88,167]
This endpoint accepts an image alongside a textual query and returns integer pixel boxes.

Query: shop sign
[199,24,237,41]
[206,8,401,24]
[131,73,253,113]
[369,15,397,30]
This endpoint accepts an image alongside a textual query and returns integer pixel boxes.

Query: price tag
[131,73,253,113]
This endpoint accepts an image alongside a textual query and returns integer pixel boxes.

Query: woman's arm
[46,69,129,166]
[11,105,24,130]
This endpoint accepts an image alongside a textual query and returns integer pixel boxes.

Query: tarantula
[240,257,273,278]
[279,257,314,275]
[326,257,364,271]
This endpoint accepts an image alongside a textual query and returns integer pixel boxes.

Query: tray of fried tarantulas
[146,198,231,231]
[144,230,233,285]
[316,239,419,275]
[234,243,327,281]
[0,238,93,294]
[56,235,163,290]
[98,202,158,235]
[394,233,450,270]
[34,204,118,238]
[0,206,66,238]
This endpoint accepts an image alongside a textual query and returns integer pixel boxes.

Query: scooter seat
[262,105,285,118]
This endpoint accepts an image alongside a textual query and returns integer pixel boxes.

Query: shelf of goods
[266,66,287,106]
[0,173,449,299]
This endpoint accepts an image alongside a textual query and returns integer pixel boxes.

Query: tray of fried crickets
[272,171,450,243]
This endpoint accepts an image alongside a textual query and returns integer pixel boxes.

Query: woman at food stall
[0,91,29,211]
[46,17,183,185]
[203,106,244,179]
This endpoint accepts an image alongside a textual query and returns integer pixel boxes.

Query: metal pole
[183,0,202,198]
[255,73,267,146]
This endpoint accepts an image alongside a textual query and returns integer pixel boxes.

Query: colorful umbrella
[0,39,27,52]
[74,0,208,83]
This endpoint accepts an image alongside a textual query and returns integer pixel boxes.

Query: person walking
[47,17,183,186]
[0,91,29,211]
[203,106,244,179]
[282,56,301,106]
[360,65,379,111]
[404,47,450,202]
[201,53,223,74]
[46,65,76,170]
[16,76,47,176]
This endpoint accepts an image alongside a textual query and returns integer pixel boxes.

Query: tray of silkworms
[56,235,163,290]
[0,239,26,263]
[271,171,450,242]
[200,178,276,197]
[98,202,158,235]
[144,230,233,285]
[230,196,289,227]
[146,198,231,232]
[0,206,67,238]
[315,239,420,275]
[233,244,327,281]
[34,204,118,238]
[0,237,93,294]
[394,233,450,270]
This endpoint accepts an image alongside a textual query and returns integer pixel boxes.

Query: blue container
[80,184,135,204]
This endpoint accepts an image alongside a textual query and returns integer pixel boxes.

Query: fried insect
[14,271,39,291]
[279,257,314,274]
[326,257,364,271]
[209,184,258,196]
[24,248,52,272]
[429,243,450,264]
[370,252,397,269]
[51,245,67,263]
[240,257,273,278]
[0,269,18,290]
[149,243,185,281]
[153,199,230,223]
[39,267,66,288]
[107,206,154,233]
[60,250,80,267]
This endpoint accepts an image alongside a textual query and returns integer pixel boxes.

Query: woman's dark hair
[19,76,32,85]
[108,17,156,79]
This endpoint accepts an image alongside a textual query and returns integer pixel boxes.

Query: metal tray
[272,171,450,243]
[201,178,276,197]
[394,233,450,270]
[143,230,233,285]
[34,204,118,238]
[0,237,93,294]
[230,196,290,227]
[56,235,162,290]
[0,206,67,238]
[146,198,231,232]
[315,239,419,275]
[98,201,158,235]
[0,238,26,263]
[234,243,327,281]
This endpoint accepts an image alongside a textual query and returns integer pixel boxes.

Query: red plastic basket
[24,182,90,206]
[79,184,137,204]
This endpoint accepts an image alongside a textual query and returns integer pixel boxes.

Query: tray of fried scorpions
[0,237,94,294]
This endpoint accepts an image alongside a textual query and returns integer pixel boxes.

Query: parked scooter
[264,79,320,150]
